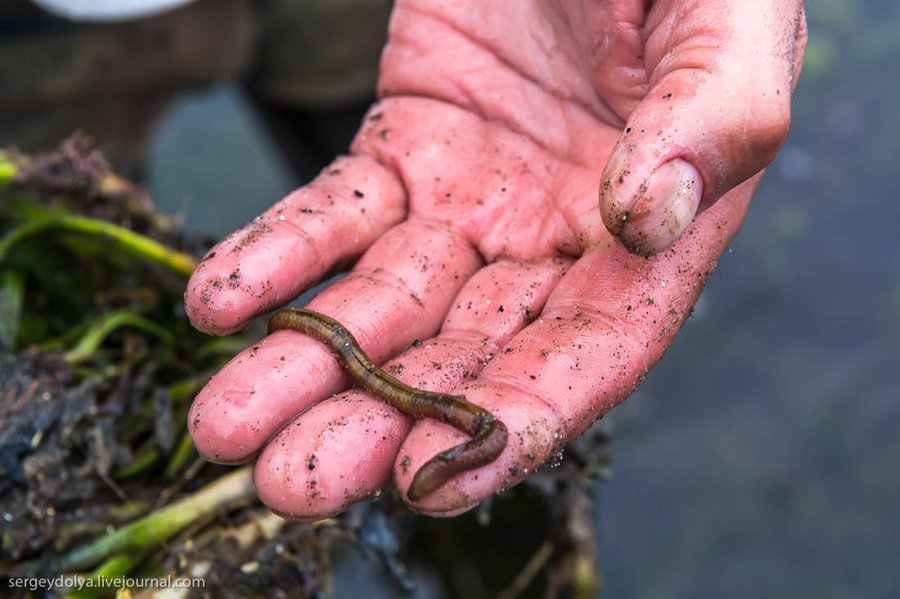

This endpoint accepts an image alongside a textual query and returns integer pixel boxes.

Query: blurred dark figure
[0,0,393,180]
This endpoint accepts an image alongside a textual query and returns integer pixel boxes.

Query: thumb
[600,0,807,256]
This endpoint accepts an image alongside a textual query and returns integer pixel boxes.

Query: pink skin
[254,257,571,518]
[185,0,807,517]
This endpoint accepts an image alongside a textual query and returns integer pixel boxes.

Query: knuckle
[728,96,791,168]
[753,103,792,158]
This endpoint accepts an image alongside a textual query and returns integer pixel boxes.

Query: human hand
[185,0,806,517]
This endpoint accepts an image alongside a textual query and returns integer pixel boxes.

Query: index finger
[185,155,406,334]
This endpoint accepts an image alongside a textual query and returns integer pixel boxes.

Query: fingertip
[397,384,560,516]
[184,154,408,335]
[253,393,405,519]
[188,389,259,465]
[602,157,703,256]
[184,264,260,336]
[253,432,332,520]
[188,332,348,465]
[184,213,326,335]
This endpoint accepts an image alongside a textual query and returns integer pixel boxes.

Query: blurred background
[2,0,898,597]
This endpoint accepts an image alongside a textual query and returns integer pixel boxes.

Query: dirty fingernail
[616,158,703,256]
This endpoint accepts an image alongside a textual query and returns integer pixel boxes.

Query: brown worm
[267,308,509,501]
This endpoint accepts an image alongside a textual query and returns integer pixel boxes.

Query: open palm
[186,0,806,517]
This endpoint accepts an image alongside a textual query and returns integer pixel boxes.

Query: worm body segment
[267,308,508,501]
